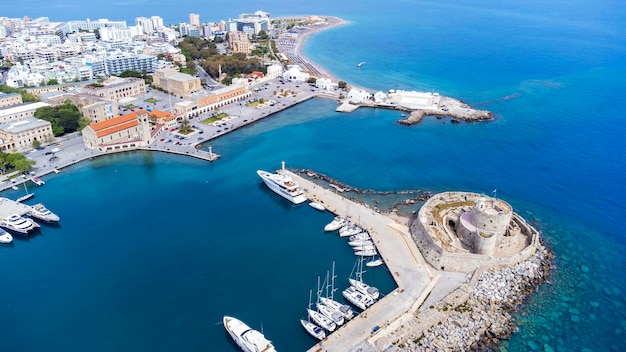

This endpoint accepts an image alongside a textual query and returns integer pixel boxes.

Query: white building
[99,27,133,42]
[282,65,309,83]
[348,89,372,104]
[315,78,338,91]
[0,117,53,151]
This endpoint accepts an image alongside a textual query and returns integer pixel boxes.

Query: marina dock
[289,172,437,351]
[0,197,32,219]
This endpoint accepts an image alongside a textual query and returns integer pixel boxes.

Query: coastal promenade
[288,172,436,352]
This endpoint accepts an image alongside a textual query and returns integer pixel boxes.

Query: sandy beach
[274,16,349,82]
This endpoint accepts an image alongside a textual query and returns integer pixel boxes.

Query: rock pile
[396,244,552,351]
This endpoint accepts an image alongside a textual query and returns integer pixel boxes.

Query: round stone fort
[410,192,540,272]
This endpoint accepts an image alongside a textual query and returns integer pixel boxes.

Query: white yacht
[308,201,326,211]
[339,224,362,237]
[349,278,380,300]
[366,257,385,267]
[324,216,346,232]
[0,228,13,244]
[316,302,344,326]
[257,162,307,205]
[349,232,371,242]
[348,239,374,247]
[355,249,378,257]
[223,316,277,352]
[307,308,336,332]
[352,245,377,252]
[342,285,374,311]
[27,203,60,222]
[300,319,326,340]
[319,297,354,320]
[1,214,39,235]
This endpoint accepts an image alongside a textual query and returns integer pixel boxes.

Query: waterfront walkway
[289,172,437,352]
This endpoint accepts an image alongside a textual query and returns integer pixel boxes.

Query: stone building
[81,77,146,102]
[0,117,53,151]
[0,102,51,123]
[173,85,250,119]
[151,68,202,98]
[0,93,23,108]
[228,31,251,55]
[82,110,153,151]
[46,93,117,123]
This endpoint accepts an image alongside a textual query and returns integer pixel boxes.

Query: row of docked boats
[0,199,60,244]
[300,259,381,341]
[324,216,384,266]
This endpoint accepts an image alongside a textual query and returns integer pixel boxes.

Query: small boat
[355,249,378,257]
[11,185,18,191]
[1,214,39,236]
[223,316,277,352]
[349,278,380,300]
[348,240,374,247]
[30,177,45,186]
[357,62,366,68]
[324,216,346,232]
[352,245,376,252]
[366,257,384,267]
[309,202,326,212]
[28,203,60,222]
[307,308,336,332]
[300,319,326,340]
[0,228,13,244]
[16,193,34,203]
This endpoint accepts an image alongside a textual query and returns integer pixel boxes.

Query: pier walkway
[290,172,436,352]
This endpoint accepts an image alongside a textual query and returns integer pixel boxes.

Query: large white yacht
[27,203,60,222]
[324,216,346,232]
[1,214,39,235]
[0,228,13,244]
[316,302,345,326]
[223,316,277,352]
[319,296,354,320]
[257,162,307,205]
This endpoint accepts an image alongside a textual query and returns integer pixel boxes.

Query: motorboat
[348,240,374,247]
[27,203,60,222]
[257,162,307,205]
[324,216,346,232]
[307,309,336,332]
[349,278,380,300]
[300,319,326,340]
[316,302,344,326]
[309,202,326,212]
[339,224,362,237]
[319,297,354,320]
[223,316,277,352]
[1,214,39,235]
[349,232,371,242]
[0,228,13,244]
[342,285,373,311]
[355,249,378,257]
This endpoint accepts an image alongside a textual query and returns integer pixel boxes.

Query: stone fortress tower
[410,192,539,272]
[456,196,512,255]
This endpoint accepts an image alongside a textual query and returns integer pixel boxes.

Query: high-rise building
[188,13,200,26]
[135,17,154,34]
[151,16,164,30]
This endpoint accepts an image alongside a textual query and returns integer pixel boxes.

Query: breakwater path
[288,172,437,351]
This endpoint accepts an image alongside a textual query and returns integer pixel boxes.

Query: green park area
[201,112,229,124]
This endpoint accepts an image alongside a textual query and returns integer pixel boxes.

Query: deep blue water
[2,1,626,351]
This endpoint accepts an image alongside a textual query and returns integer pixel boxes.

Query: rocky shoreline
[390,243,553,351]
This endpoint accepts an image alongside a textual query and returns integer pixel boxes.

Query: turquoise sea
[1,0,625,351]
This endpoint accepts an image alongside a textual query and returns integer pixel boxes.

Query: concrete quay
[289,172,436,352]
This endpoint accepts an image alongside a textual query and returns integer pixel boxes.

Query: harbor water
[1,0,625,351]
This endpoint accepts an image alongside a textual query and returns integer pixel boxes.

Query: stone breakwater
[397,97,493,126]
[390,244,552,351]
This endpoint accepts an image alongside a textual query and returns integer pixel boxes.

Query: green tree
[47,79,59,85]
[307,77,317,84]
[34,101,81,136]
[32,139,41,149]
[221,76,232,85]
[338,81,347,89]
[178,118,193,134]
